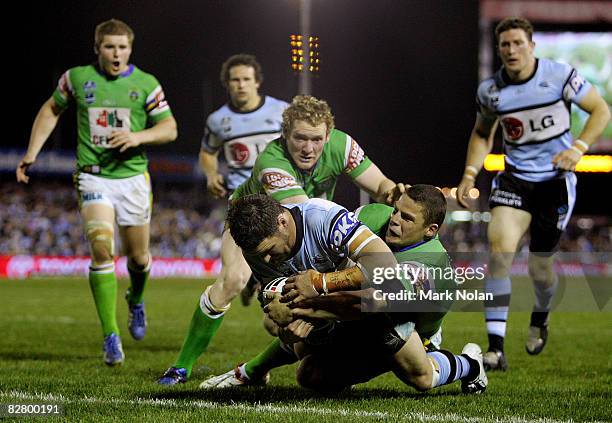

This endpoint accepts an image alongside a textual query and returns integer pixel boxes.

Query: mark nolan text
[373,289,493,302]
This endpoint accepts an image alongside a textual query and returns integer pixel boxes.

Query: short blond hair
[281,95,335,138]
[95,19,134,50]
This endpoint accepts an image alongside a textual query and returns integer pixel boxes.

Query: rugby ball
[261,277,288,306]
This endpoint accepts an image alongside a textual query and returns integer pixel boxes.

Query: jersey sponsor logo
[347,139,366,171]
[129,89,140,102]
[88,108,131,148]
[330,211,360,249]
[96,110,125,128]
[81,192,104,202]
[230,142,250,164]
[569,72,586,95]
[262,171,298,190]
[84,80,96,91]
[529,115,555,132]
[501,117,524,140]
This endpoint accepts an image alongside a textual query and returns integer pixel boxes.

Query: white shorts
[76,172,152,226]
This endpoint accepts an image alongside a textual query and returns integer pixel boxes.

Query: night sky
[15,0,608,213]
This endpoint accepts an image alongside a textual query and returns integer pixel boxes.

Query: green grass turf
[0,277,610,422]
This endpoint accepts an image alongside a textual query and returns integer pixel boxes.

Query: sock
[427,350,473,387]
[484,276,511,352]
[127,255,152,305]
[530,276,558,327]
[89,263,120,337]
[174,287,229,376]
[243,338,298,380]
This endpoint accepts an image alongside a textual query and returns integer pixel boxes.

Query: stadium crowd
[1,180,609,258]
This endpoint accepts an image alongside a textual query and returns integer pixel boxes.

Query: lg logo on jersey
[530,115,555,132]
[502,115,555,141]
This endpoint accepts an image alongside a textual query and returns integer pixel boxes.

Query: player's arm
[17,97,65,183]
[282,227,398,301]
[552,87,611,171]
[109,115,178,153]
[199,137,227,199]
[259,167,309,204]
[456,116,497,208]
[352,163,404,206]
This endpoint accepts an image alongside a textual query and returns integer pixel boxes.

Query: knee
[296,357,346,393]
[86,221,114,265]
[528,258,553,282]
[296,357,325,391]
[128,252,151,271]
[409,372,432,392]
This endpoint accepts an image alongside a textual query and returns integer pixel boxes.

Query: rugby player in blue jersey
[456,17,610,370]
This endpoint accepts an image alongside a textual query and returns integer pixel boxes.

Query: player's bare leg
[525,253,556,355]
[81,204,124,365]
[119,224,151,340]
[485,206,531,370]
[158,229,251,384]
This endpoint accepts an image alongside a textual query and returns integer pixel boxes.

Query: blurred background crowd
[2,180,609,259]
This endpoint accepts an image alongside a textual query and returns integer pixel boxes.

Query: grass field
[1,277,610,422]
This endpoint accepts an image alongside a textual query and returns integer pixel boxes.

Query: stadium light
[483,154,612,173]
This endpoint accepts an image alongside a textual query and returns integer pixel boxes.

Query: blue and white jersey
[246,198,379,280]
[477,58,592,182]
[201,96,288,189]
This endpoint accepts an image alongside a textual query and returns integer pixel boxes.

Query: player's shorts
[306,315,408,356]
[75,172,152,226]
[489,172,577,253]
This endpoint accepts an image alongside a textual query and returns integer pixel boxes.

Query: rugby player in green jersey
[158,95,404,384]
[16,19,177,366]
[201,185,487,394]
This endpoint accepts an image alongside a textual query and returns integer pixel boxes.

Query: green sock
[127,261,150,305]
[174,303,224,376]
[89,265,120,337]
[244,338,297,379]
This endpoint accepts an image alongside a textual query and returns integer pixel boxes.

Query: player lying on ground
[158,95,404,384]
[201,186,488,394]
[455,17,610,371]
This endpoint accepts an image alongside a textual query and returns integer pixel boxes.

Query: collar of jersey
[392,235,441,253]
[94,63,135,79]
[228,95,265,114]
[500,58,539,86]
[283,205,304,259]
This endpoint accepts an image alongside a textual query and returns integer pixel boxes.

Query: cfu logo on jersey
[330,211,360,249]
[230,142,250,164]
[501,117,524,141]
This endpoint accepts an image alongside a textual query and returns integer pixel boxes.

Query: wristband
[321,273,329,295]
[463,174,475,181]
[569,146,585,156]
[312,272,324,294]
[573,139,589,153]
[465,165,479,176]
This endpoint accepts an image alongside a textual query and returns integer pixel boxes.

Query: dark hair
[406,185,447,230]
[95,19,134,49]
[226,194,284,251]
[220,54,263,89]
[495,17,534,43]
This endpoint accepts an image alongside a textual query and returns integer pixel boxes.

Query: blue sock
[427,350,473,387]
[484,276,511,351]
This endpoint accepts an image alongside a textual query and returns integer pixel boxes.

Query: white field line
[0,390,606,423]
